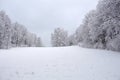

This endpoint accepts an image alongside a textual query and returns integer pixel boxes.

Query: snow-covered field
[0,46,120,80]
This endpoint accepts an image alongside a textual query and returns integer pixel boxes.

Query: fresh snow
[0,46,120,80]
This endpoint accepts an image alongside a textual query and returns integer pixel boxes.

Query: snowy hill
[0,46,120,80]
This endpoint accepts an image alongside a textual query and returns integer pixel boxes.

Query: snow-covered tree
[67,34,77,46]
[97,0,120,20]
[28,33,37,47]
[102,19,120,51]
[11,22,28,47]
[25,32,42,47]
[75,10,97,48]
[75,26,83,43]
[76,0,120,51]
[0,11,12,49]
[51,28,68,47]
[0,10,42,49]
[36,37,42,47]
[11,22,43,47]
[91,0,120,50]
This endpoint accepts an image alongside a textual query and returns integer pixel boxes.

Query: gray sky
[0,0,99,46]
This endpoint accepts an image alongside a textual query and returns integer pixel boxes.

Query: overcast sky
[0,0,99,46]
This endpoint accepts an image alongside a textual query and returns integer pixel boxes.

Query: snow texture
[0,46,120,80]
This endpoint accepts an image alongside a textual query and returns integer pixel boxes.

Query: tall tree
[0,11,12,49]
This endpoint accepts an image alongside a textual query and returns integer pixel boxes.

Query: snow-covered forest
[51,0,120,52]
[1,0,120,52]
[0,11,42,49]
[75,0,120,51]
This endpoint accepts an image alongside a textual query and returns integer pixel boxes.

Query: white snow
[0,46,120,80]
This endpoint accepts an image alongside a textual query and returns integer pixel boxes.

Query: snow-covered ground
[0,46,120,80]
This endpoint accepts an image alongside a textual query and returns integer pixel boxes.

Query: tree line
[1,0,120,52]
[0,11,42,49]
[51,0,120,52]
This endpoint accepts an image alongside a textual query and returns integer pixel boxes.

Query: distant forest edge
[0,11,42,49]
[1,0,120,52]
